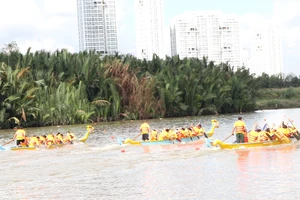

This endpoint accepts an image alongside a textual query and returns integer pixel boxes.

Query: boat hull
[10,146,37,151]
[212,139,292,149]
[1,127,93,151]
[118,136,204,146]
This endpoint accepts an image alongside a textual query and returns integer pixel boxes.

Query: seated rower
[168,129,177,140]
[191,124,205,136]
[247,123,263,143]
[272,128,290,143]
[257,131,269,142]
[28,135,40,147]
[46,133,55,146]
[63,131,72,144]
[187,128,193,137]
[150,129,158,141]
[69,132,76,140]
[179,128,187,138]
[158,129,169,140]
[56,132,64,144]
[20,136,29,147]
[176,128,184,140]
[39,135,47,145]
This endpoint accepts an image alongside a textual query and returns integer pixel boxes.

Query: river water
[0,108,300,200]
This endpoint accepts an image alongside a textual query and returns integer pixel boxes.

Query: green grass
[256,87,300,109]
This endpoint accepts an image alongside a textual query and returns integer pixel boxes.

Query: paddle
[222,134,233,142]
[265,133,273,140]
[203,132,213,147]
[132,133,141,141]
[2,139,14,146]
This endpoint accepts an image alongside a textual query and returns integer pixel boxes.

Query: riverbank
[256,87,300,109]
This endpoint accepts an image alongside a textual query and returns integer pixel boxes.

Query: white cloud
[273,0,300,23]
[285,26,300,48]
[19,38,75,53]
[0,0,43,29]
[43,0,77,15]
[0,0,77,53]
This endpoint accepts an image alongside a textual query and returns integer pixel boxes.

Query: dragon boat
[211,139,292,149]
[0,125,93,151]
[118,119,219,146]
[211,132,293,149]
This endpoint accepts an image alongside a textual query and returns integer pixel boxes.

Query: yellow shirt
[140,123,150,134]
[248,131,259,142]
[150,130,158,141]
[233,120,246,134]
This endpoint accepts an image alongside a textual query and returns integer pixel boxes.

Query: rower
[150,129,158,141]
[56,132,64,144]
[46,133,55,145]
[13,126,26,146]
[168,129,177,140]
[158,129,169,140]
[191,124,205,136]
[39,135,47,145]
[28,135,39,147]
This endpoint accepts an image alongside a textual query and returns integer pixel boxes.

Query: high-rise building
[170,12,241,68]
[135,0,165,60]
[249,25,283,76]
[77,0,118,54]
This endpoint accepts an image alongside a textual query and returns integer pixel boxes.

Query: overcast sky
[0,0,299,75]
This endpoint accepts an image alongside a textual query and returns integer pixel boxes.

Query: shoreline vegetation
[256,88,300,110]
[1,42,300,129]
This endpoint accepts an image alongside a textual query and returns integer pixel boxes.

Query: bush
[266,99,281,108]
[284,87,296,99]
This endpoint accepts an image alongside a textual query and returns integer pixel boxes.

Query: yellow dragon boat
[1,125,93,151]
[212,139,292,149]
[212,132,292,149]
[118,119,219,146]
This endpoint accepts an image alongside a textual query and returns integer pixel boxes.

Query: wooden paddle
[203,132,214,147]
[132,133,141,141]
[222,134,233,142]
[2,139,14,146]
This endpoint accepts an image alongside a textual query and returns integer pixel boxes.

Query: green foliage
[284,87,296,99]
[3,43,296,128]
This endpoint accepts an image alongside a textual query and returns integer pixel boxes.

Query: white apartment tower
[170,12,241,67]
[250,25,283,76]
[77,0,118,54]
[135,0,165,60]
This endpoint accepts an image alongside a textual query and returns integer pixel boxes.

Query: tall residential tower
[135,0,165,60]
[77,0,118,54]
[249,25,283,76]
[170,12,241,68]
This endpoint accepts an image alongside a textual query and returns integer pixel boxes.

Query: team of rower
[140,117,299,143]
[247,122,299,143]
[16,132,77,148]
[146,123,206,141]
[12,126,86,148]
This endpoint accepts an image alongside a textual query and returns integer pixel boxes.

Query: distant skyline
[0,0,299,75]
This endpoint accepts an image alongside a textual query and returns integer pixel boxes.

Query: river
[0,108,300,200]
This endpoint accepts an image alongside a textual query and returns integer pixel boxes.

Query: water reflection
[1,109,300,199]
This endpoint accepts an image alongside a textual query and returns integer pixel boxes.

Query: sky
[0,0,300,75]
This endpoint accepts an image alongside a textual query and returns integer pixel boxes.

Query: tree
[2,41,19,55]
